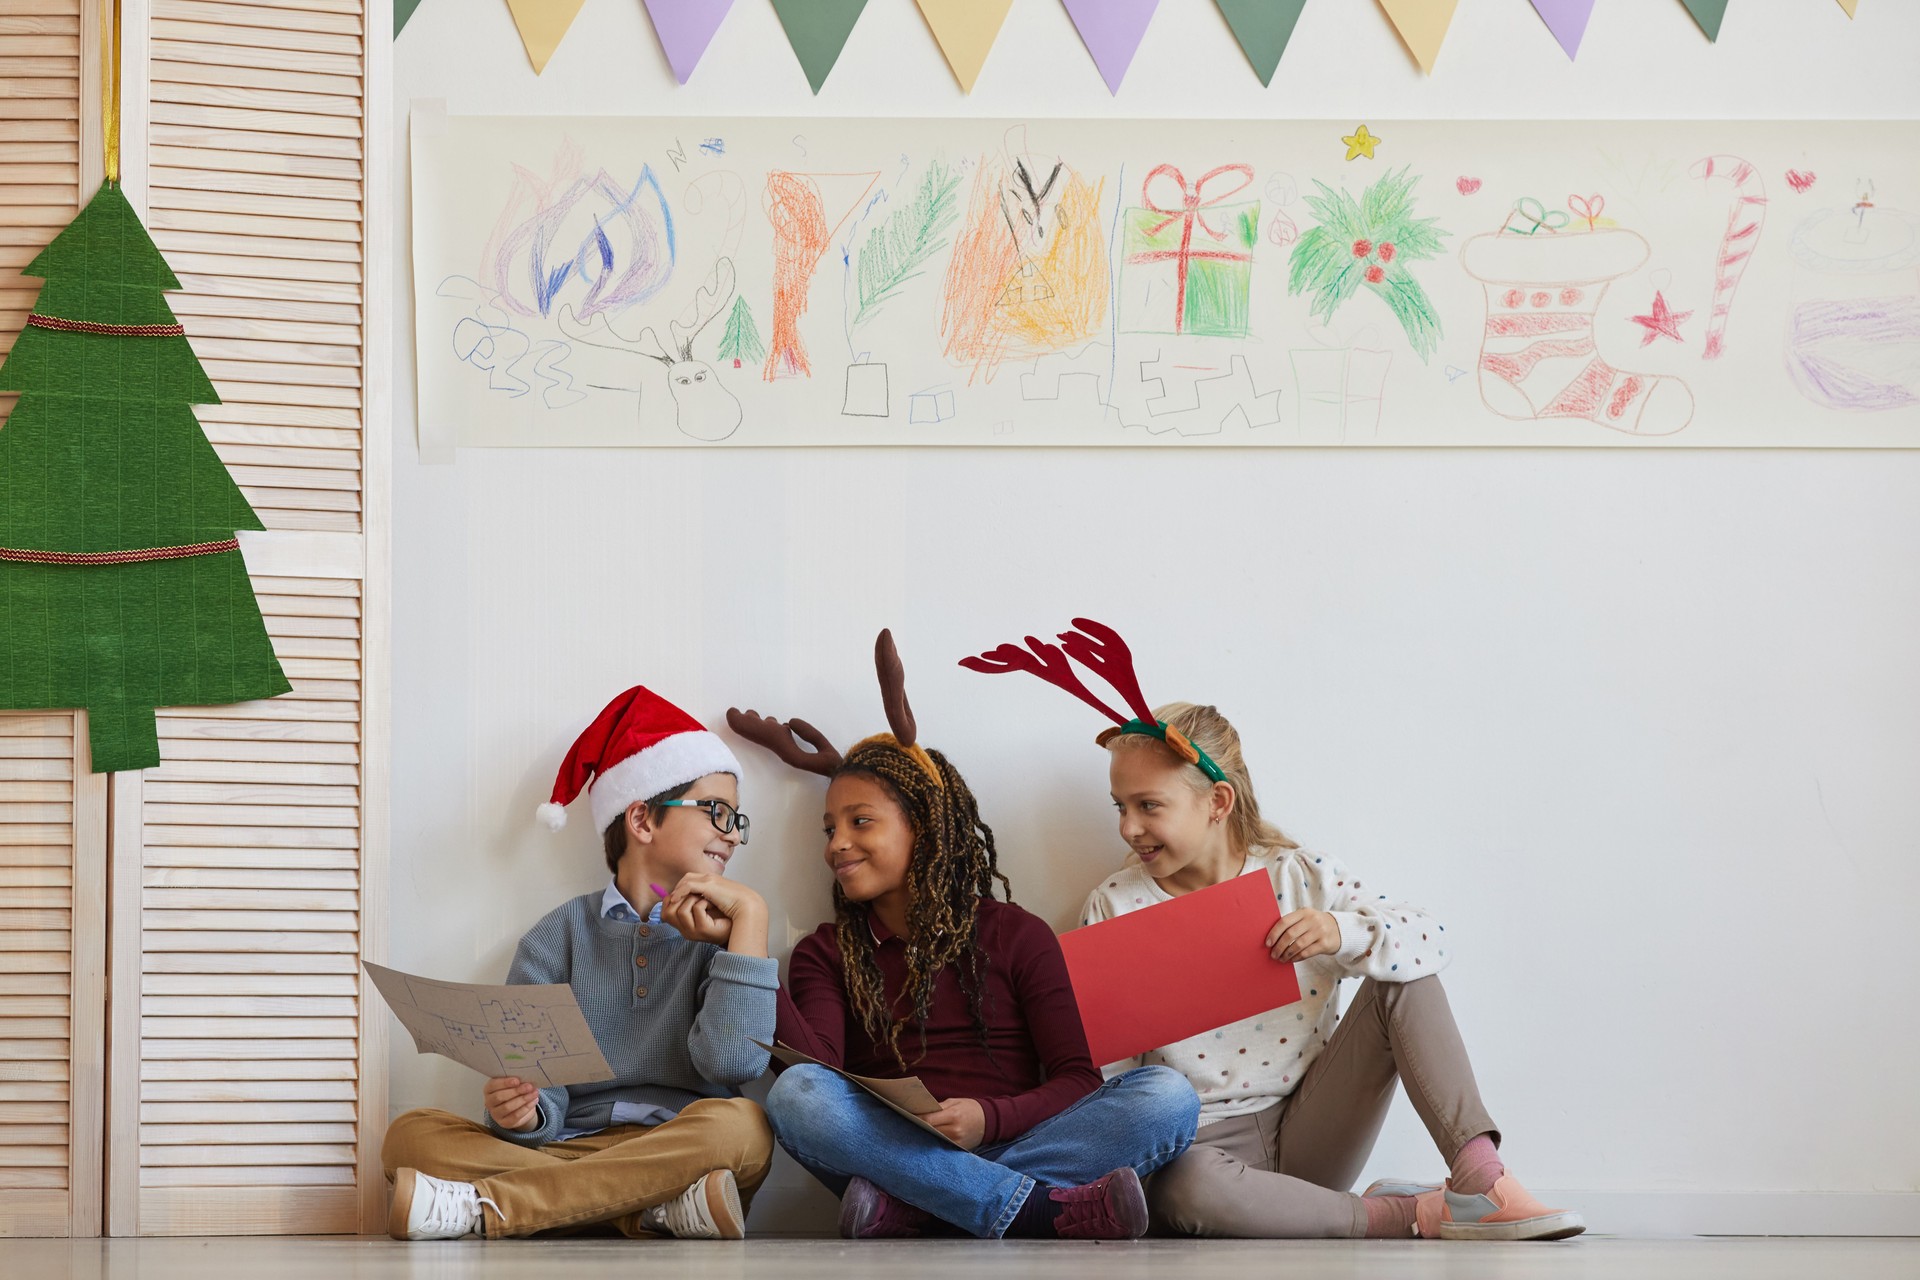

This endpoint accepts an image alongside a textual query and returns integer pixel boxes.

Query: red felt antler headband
[959,618,1226,783]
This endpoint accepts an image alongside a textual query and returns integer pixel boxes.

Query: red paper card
[1060,869,1303,1066]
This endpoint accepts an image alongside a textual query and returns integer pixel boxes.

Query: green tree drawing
[716,295,766,369]
[855,159,961,329]
[1289,167,1450,361]
[0,184,290,772]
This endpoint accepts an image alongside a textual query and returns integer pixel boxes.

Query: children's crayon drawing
[365,962,615,1088]
[411,116,1920,447]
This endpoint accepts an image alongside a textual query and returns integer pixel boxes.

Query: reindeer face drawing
[559,257,743,442]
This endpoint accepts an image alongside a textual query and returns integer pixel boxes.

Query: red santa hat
[536,686,742,833]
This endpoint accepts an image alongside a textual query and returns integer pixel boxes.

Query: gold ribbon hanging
[100,0,122,183]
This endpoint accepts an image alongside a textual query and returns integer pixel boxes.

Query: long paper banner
[412,114,1920,450]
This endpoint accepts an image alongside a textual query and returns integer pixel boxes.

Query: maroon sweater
[774,897,1103,1147]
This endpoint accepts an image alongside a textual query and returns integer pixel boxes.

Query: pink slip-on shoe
[1437,1173,1585,1241]
[1363,1178,1445,1238]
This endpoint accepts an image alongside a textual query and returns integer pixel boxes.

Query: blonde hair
[1106,701,1298,854]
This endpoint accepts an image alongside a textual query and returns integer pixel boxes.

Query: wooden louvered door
[100,0,389,1236]
[0,715,105,1237]
[0,0,107,1240]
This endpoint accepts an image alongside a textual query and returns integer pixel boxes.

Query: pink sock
[1450,1134,1505,1197]
[1362,1194,1419,1239]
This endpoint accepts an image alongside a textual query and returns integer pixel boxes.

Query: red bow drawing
[1131,163,1257,334]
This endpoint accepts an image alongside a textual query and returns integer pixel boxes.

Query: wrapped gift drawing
[1289,342,1392,440]
[1119,164,1260,338]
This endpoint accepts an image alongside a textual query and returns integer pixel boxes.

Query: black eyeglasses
[657,798,750,845]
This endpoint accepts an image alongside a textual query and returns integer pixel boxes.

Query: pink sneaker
[1437,1173,1585,1241]
[1363,1178,1445,1238]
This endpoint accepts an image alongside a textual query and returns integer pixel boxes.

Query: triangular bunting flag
[505,0,588,74]
[771,0,869,93]
[397,0,426,37]
[1529,0,1594,59]
[1835,0,1856,15]
[1377,0,1458,75]
[1062,0,1159,95]
[1678,0,1729,40]
[642,0,736,83]
[1215,0,1309,87]
[915,0,1014,94]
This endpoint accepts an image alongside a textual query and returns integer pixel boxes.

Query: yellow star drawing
[1342,125,1381,162]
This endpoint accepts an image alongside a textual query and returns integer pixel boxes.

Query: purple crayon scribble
[1786,296,1920,412]
[482,151,677,321]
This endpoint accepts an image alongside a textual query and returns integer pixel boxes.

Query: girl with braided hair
[714,631,1199,1240]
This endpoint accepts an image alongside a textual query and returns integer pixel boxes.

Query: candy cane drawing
[1690,155,1768,360]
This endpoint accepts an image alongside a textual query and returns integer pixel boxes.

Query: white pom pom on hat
[538,686,742,834]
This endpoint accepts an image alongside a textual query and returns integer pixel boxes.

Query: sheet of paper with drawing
[754,1040,960,1148]
[1060,870,1302,1067]
[411,114,1920,450]
[365,962,615,1088]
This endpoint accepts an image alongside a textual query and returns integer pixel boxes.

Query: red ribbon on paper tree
[1130,163,1257,334]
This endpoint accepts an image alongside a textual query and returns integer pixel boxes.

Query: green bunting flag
[771,0,871,94]
[1679,0,1729,41]
[0,184,291,772]
[1215,0,1310,87]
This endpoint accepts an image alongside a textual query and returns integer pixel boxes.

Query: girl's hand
[485,1076,540,1132]
[924,1097,987,1150]
[1266,909,1340,964]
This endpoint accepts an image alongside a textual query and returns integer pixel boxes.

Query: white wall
[388,0,1920,1235]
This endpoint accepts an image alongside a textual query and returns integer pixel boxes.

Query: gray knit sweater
[488,890,778,1146]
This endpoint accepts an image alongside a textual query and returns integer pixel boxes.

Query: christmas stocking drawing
[1460,227,1694,436]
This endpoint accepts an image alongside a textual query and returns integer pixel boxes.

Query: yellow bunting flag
[505,0,588,74]
[1376,0,1458,76]
[914,0,1014,94]
[1836,0,1856,15]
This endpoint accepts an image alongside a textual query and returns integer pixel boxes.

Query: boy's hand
[924,1097,986,1150]
[660,890,732,945]
[485,1076,540,1132]
[663,874,770,957]
[1266,909,1340,964]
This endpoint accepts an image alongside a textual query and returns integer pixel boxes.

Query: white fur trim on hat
[535,802,569,831]
[587,730,742,834]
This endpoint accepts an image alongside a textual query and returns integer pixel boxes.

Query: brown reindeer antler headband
[726,629,942,786]
[959,617,1227,784]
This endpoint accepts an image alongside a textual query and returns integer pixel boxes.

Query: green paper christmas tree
[0,183,290,772]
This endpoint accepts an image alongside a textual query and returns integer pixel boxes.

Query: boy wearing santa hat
[382,686,778,1240]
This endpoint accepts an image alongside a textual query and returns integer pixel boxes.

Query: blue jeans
[766,1064,1200,1238]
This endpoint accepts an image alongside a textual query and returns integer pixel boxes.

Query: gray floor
[11,1236,1920,1280]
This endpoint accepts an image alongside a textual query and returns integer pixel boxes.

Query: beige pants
[1149,976,1500,1238]
[381,1098,774,1237]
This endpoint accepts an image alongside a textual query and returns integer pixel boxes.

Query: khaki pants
[1148,976,1500,1238]
[381,1098,774,1237]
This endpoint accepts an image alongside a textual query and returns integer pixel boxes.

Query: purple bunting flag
[1061,0,1161,95]
[642,0,736,84]
[1529,0,1594,60]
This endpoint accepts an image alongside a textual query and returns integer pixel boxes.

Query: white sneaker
[387,1167,502,1240]
[638,1169,744,1240]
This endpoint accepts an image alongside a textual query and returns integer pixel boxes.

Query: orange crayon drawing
[941,153,1108,383]
[763,170,877,380]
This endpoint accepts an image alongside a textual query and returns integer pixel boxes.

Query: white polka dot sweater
[1078,847,1449,1127]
